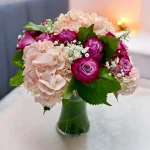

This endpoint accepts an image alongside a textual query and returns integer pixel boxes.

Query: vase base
[56,125,90,136]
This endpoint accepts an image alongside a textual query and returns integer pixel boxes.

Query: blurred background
[0,0,149,99]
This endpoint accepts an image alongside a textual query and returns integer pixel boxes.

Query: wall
[69,0,141,32]
[141,0,150,32]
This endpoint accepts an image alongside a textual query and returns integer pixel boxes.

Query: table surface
[0,79,150,150]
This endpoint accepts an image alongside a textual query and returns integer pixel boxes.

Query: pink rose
[119,57,132,75]
[71,57,99,84]
[84,38,104,61]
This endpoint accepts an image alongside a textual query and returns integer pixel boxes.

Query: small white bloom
[73,40,77,43]
[85,53,89,57]
[108,73,112,76]
[47,27,51,32]
[121,72,125,76]
[54,41,58,45]
[18,35,22,39]
[111,61,116,67]
[84,47,89,52]
[81,49,86,53]
[60,44,64,48]
[115,57,119,63]
[117,73,122,78]
[69,57,73,62]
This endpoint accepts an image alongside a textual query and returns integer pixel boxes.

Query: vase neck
[69,90,82,101]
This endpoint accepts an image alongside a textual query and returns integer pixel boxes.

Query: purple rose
[84,38,104,61]
[119,57,132,75]
[106,32,128,58]
[117,40,128,57]
[36,33,55,42]
[56,29,77,43]
[71,57,100,84]
[16,31,37,50]
[106,32,116,38]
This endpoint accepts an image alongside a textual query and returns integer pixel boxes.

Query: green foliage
[62,68,121,106]
[77,81,110,105]
[10,69,24,86]
[78,24,97,44]
[118,29,130,41]
[12,50,24,68]
[62,77,80,99]
[25,22,47,33]
[98,68,121,93]
[113,92,118,100]
[43,106,51,114]
[100,36,120,59]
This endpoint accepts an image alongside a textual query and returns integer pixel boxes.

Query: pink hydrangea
[23,40,72,108]
[54,10,115,36]
[118,67,140,95]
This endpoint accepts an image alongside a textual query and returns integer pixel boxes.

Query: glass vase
[57,91,90,136]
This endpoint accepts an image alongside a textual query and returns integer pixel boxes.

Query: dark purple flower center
[80,62,94,75]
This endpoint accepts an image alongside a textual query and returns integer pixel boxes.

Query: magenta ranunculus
[119,57,132,75]
[16,31,56,50]
[106,32,116,38]
[16,31,37,50]
[84,38,104,61]
[36,33,50,41]
[36,33,55,42]
[56,29,77,43]
[71,57,100,84]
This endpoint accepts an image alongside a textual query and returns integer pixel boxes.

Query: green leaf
[100,36,120,59]
[78,24,97,44]
[99,68,121,93]
[77,81,111,106]
[76,68,121,106]
[62,76,80,99]
[47,19,53,26]
[117,29,130,41]
[10,69,24,86]
[43,106,51,115]
[25,22,47,33]
[12,50,24,68]
[113,92,118,100]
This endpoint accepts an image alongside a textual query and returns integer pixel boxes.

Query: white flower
[85,53,89,57]
[18,35,22,39]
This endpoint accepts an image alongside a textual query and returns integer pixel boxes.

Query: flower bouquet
[10,10,140,136]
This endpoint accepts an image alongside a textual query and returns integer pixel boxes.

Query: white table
[0,79,150,150]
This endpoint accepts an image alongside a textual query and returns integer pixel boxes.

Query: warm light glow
[117,20,122,25]
[117,17,128,31]
[120,18,128,23]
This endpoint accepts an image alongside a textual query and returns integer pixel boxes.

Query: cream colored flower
[54,10,115,36]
